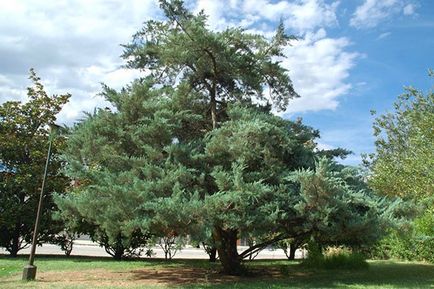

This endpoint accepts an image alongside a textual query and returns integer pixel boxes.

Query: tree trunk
[288,244,297,260]
[210,85,217,129]
[10,237,19,258]
[106,240,124,260]
[9,224,21,257]
[213,227,242,275]
[113,248,124,260]
[209,246,217,262]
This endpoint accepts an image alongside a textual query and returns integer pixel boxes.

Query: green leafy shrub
[371,207,434,263]
[372,229,434,263]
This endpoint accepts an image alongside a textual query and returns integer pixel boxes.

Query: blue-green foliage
[55,79,204,258]
[287,159,404,248]
[56,89,405,261]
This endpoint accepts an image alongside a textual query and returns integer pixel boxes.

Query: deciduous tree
[367,72,433,199]
[0,69,70,256]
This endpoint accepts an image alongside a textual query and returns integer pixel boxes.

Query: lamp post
[22,124,61,281]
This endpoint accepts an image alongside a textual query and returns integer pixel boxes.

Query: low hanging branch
[238,233,287,260]
[239,230,310,260]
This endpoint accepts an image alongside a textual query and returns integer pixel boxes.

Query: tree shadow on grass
[172,261,434,289]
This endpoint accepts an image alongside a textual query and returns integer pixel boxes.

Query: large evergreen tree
[120,0,299,272]
[56,0,401,274]
[0,69,70,256]
[56,84,396,272]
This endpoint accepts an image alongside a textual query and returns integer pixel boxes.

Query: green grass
[0,255,217,278]
[1,255,433,289]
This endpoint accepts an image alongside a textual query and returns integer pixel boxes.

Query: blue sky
[291,0,434,164]
[0,0,433,166]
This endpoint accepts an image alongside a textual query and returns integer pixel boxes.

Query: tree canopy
[122,0,298,129]
[56,79,400,272]
[366,71,434,263]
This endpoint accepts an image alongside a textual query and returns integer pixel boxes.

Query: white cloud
[280,29,359,114]
[191,1,357,116]
[194,0,229,30]
[350,0,417,29]
[0,0,357,125]
[242,0,339,32]
[403,4,416,15]
[194,0,340,32]
[0,0,159,125]
[377,32,392,40]
[315,141,335,151]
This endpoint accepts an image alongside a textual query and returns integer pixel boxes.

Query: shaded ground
[3,264,301,287]
[35,267,240,286]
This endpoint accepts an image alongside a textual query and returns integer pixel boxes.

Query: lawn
[1,255,433,289]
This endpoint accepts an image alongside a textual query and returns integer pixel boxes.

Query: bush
[370,223,434,263]
[302,244,369,270]
[414,236,434,262]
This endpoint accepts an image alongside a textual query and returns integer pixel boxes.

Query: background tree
[277,237,306,261]
[0,69,70,257]
[367,71,433,199]
[367,71,434,263]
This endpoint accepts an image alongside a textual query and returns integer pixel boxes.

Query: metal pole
[22,135,53,281]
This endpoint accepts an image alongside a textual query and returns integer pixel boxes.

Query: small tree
[153,234,187,260]
[0,69,70,257]
[52,230,76,257]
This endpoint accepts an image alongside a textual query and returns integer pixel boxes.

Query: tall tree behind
[0,69,70,256]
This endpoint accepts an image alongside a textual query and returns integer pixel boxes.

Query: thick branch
[239,230,309,260]
[238,233,287,259]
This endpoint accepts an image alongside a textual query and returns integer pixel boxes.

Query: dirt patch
[11,266,312,287]
[130,267,242,284]
[36,269,133,287]
[35,267,247,286]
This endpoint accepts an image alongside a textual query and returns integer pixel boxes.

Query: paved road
[0,240,305,260]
